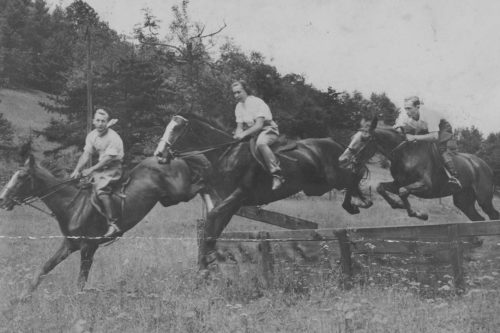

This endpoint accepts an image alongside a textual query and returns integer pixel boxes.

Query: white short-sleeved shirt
[235,95,274,127]
[84,128,124,162]
[394,107,447,133]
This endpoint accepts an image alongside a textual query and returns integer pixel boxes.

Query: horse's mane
[374,126,406,142]
[39,158,68,179]
[179,113,232,136]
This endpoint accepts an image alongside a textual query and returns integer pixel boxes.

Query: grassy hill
[0,88,63,154]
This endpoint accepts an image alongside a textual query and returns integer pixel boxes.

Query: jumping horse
[338,117,499,221]
[0,147,215,299]
[158,114,373,268]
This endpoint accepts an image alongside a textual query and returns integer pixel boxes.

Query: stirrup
[104,223,121,238]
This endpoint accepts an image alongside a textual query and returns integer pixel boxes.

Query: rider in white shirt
[231,80,284,190]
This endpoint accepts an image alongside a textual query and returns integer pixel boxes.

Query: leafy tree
[0,112,14,144]
[456,126,483,154]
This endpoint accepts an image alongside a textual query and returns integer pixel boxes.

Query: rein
[14,176,84,217]
[165,117,241,158]
[171,140,241,158]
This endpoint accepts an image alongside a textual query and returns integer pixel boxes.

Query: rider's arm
[86,154,117,173]
[234,122,244,137]
[238,117,265,138]
[70,151,91,178]
[408,132,439,142]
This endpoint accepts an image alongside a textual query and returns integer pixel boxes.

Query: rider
[70,109,124,237]
[231,80,284,191]
[394,96,462,192]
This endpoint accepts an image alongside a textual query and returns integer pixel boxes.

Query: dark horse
[339,117,499,221]
[0,151,214,298]
[158,114,373,268]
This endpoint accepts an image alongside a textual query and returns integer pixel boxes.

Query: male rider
[394,96,462,192]
[70,109,124,237]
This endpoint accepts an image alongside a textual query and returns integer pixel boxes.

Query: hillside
[0,88,62,153]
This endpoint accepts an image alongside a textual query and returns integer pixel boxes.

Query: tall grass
[1,169,500,332]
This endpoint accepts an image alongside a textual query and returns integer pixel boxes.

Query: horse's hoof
[390,203,405,209]
[418,213,428,221]
[342,202,360,215]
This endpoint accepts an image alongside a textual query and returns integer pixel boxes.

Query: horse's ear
[369,116,378,132]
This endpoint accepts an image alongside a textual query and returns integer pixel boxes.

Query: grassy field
[1,162,500,332]
[1,89,499,331]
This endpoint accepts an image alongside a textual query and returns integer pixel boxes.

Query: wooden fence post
[197,218,206,267]
[258,231,274,288]
[335,229,353,289]
[447,224,464,290]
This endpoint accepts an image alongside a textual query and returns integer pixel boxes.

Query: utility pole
[85,25,93,167]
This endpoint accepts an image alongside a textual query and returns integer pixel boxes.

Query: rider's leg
[93,166,122,237]
[439,144,462,191]
[256,132,283,190]
[99,192,121,237]
[438,121,462,191]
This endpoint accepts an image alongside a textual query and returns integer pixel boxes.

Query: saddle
[67,178,128,231]
[248,137,298,172]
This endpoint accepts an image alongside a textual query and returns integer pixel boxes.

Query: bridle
[3,168,82,217]
[345,131,376,166]
[346,129,410,166]
[161,116,241,159]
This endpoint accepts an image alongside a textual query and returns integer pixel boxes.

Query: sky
[48,0,500,135]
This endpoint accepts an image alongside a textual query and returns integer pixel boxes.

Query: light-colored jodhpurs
[92,161,122,196]
[256,127,281,175]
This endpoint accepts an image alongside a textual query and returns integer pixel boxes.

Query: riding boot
[442,150,462,192]
[257,143,284,190]
[99,194,121,237]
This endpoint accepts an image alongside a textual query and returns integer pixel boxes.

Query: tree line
[1,0,499,183]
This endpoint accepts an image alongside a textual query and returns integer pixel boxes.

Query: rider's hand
[233,133,245,140]
[70,170,81,179]
[406,134,417,142]
[81,168,93,177]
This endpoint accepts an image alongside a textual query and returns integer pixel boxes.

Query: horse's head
[155,113,234,158]
[163,115,190,148]
[0,155,37,210]
[339,117,379,170]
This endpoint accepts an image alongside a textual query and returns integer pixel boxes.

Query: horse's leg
[77,243,98,291]
[201,192,215,212]
[20,239,75,300]
[202,188,246,268]
[376,181,405,209]
[478,200,500,220]
[398,181,430,220]
[342,189,360,214]
[453,189,485,221]
[474,187,500,220]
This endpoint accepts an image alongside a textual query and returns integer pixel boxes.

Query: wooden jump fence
[200,206,500,289]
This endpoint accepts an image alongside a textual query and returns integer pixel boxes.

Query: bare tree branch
[140,42,185,55]
[190,22,227,40]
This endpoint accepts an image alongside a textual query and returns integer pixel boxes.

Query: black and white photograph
[1,0,500,332]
